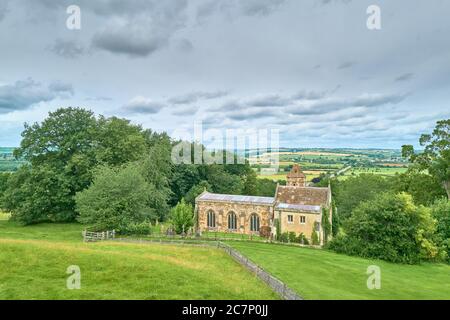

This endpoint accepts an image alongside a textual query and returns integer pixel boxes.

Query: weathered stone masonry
[195,164,333,245]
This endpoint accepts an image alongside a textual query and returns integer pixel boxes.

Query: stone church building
[195,165,332,245]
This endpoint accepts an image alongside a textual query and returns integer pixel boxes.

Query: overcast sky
[0,0,449,149]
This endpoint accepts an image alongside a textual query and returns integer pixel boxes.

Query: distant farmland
[253,148,409,182]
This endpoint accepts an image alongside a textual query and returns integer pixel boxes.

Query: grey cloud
[395,73,414,82]
[92,27,167,57]
[175,38,194,52]
[169,91,228,104]
[171,105,199,116]
[0,1,8,22]
[123,96,166,114]
[91,1,188,57]
[288,93,407,116]
[197,0,285,21]
[245,94,289,107]
[226,108,279,121]
[240,0,286,16]
[48,39,85,59]
[338,61,356,69]
[0,78,74,114]
[291,90,328,101]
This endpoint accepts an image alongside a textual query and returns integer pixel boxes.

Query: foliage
[5,108,158,224]
[311,228,320,246]
[184,180,211,206]
[254,178,278,197]
[296,233,309,245]
[259,226,271,238]
[329,193,439,264]
[430,198,450,262]
[119,222,152,236]
[4,165,75,224]
[392,172,447,206]
[0,172,11,208]
[402,119,450,199]
[322,207,332,244]
[331,174,394,221]
[170,199,194,234]
[331,203,340,237]
[76,164,152,231]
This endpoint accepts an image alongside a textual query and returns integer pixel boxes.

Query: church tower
[286,164,306,187]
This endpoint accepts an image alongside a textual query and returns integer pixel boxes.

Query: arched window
[228,212,237,231]
[207,210,216,228]
[250,214,260,232]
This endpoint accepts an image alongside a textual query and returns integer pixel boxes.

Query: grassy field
[0,221,277,300]
[338,167,408,180]
[228,242,450,300]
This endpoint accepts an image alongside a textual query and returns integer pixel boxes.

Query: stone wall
[196,200,272,235]
[277,210,321,242]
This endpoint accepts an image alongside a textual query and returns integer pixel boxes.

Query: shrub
[119,222,152,235]
[259,226,271,239]
[329,192,439,264]
[296,233,309,245]
[311,230,320,245]
[278,232,289,243]
[170,199,194,234]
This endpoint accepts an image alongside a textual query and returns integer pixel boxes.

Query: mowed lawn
[0,222,278,300]
[228,242,450,300]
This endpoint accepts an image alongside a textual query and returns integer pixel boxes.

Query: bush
[296,233,309,245]
[118,222,152,235]
[259,226,271,239]
[288,232,297,243]
[430,198,450,262]
[278,232,289,243]
[329,193,439,264]
[170,199,194,234]
[76,163,152,231]
[311,230,320,245]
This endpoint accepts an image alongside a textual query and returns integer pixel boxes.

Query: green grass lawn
[228,242,450,300]
[0,221,277,300]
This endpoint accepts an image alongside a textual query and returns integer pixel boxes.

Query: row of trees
[320,120,450,264]
[0,108,277,232]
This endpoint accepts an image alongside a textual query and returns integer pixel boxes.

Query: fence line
[217,242,303,300]
[82,230,115,242]
[109,237,302,300]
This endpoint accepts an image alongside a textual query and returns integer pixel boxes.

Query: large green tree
[402,119,450,199]
[329,193,439,264]
[5,108,156,224]
[76,163,152,231]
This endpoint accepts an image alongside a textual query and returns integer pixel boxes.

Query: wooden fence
[82,230,115,242]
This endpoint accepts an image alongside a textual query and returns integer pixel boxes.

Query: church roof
[275,203,321,213]
[276,185,330,207]
[196,192,275,205]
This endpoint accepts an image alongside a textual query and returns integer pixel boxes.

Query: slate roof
[276,185,330,207]
[197,192,275,205]
[275,203,321,213]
